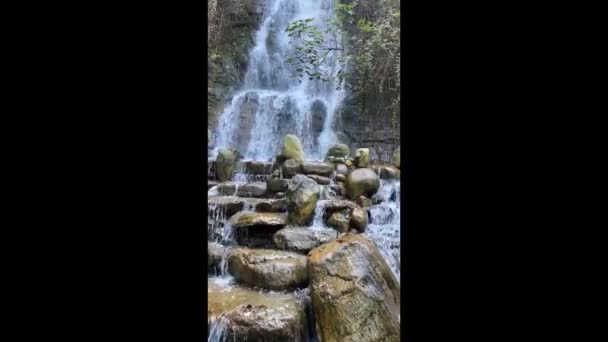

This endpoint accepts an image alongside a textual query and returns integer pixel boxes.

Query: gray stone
[228,248,308,290]
[286,175,320,226]
[346,168,381,200]
[302,161,334,176]
[273,227,336,253]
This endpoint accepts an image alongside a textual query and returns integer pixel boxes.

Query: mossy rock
[216,148,241,181]
[324,143,350,161]
[354,148,370,168]
[280,134,305,162]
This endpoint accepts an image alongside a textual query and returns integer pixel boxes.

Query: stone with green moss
[325,143,350,161]
[280,134,305,162]
[216,148,241,181]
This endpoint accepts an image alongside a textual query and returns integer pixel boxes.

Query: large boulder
[286,175,320,226]
[302,161,334,176]
[324,143,350,161]
[392,146,401,169]
[354,148,370,168]
[345,168,380,200]
[228,248,308,290]
[273,227,337,253]
[378,166,401,180]
[280,134,305,162]
[208,279,308,341]
[216,148,241,181]
[308,234,401,342]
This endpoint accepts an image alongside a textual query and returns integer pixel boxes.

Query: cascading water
[365,179,401,280]
[211,0,345,161]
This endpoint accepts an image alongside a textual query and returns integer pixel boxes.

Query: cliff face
[207,0,263,131]
[335,90,401,163]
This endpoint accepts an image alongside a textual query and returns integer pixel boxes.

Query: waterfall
[211,0,345,161]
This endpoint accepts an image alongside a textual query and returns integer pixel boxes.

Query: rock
[286,175,320,226]
[306,174,331,185]
[356,196,372,208]
[354,148,370,168]
[324,143,350,161]
[392,146,401,169]
[208,242,231,273]
[282,159,302,178]
[336,163,349,176]
[323,199,368,232]
[379,166,401,180]
[327,156,346,164]
[335,174,346,183]
[228,248,309,290]
[302,161,334,176]
[216,148,241,181]
[308,234,401,342]
[229,212,287,228]
[244,161,273,175]
[280,134,305,162]
[345,159,353,167]
[208,197,286,218]
[273,227,337,253]
[327,211,351,233]
[351,207,369,232]
[208,279,308,341]
[346,168,380,200]
[216,182,267,197]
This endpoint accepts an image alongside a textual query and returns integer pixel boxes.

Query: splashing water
[365,180,401,280]
[211,0,345,160]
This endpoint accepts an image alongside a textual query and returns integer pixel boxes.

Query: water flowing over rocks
[228,248,309,290]
[308,234,401,342]
[208,279,308,342]
[207,1,401,340]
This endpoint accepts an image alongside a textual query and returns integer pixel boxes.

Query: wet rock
[327,211,351,233]
[208,279,308,342]
[216,182,267,197]
[216,148,241,181]
[356,195,372,208]
[335,174,346,183]
[378,166,401,180]
[323,199,368,233]
[268,178,289,193]
[308,234,401,342]
[244,161,274,175]
[208,196,286,218]
[324,143,350,161]
[279,134,305,162]
[228,248,308,290]
[302,161,334,176]
[392,146,401,169]
[306,174,331,185]
[273,227,337,253]
[229,212,287,229]
[351,207,369,233]
[286,175,320,226]
[282,159,302,178]
[336,163,349,176]
[354,148,370,168]
[346,168,380,200]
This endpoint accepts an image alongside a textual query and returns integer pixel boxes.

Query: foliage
[285,0,401,120]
